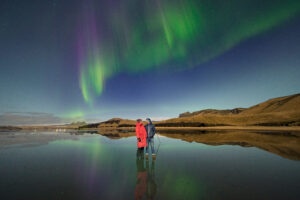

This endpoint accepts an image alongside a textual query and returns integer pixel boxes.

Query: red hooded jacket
[136,123,147,148]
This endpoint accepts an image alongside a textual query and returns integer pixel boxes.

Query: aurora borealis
[77,0,300,104]
[0,0,300,124]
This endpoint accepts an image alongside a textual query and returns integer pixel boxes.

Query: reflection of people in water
[146,158,157,200]
[134,149,157,200]
[135,148,147,200]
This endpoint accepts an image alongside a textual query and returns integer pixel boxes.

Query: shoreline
[1,125,300,132]
[155,126,300,132]
[78,125,300,133]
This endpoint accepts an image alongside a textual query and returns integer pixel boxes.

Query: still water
[0,130,299,200]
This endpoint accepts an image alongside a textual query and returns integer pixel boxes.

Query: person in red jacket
[136,119,147,150]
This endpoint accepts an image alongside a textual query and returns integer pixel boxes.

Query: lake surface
[0,130,299,200]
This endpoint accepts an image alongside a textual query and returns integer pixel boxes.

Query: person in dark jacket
[145,118,156,158]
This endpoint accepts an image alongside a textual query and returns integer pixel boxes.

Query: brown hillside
[240,93,300,115]
[157,93,300,127]
[80,118,137,129]
[179,108,245,117]
[79,93,300,129]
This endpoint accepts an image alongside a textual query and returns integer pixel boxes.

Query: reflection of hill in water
[159,131,300,161]
[97,129,135,139]
[98,129,300,161]
[3,130,298,161]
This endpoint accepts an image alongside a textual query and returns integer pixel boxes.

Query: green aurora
[78,0,300,104]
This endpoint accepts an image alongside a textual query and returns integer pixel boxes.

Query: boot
[152,154,156,160]
[145,153,149,160]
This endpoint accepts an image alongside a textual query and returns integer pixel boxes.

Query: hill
[78,93,300,129]
[156,93,300,127]
[79,118,137,129]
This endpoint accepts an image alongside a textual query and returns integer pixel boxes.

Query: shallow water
[0,131,299,200]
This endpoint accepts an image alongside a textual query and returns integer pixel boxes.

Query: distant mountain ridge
[156,93,300,127]
[179,93,300,117]
[80,118,137,129]
[179,108,246,117]
[1,94,299,131]
[239,93,300,115]
[78,93,300,129]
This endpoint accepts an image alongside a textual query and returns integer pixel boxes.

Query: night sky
[0,0,300,124]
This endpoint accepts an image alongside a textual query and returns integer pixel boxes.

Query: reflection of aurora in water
[77,0,300,104]
[0,131,299,199]
[54,138,105,189]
